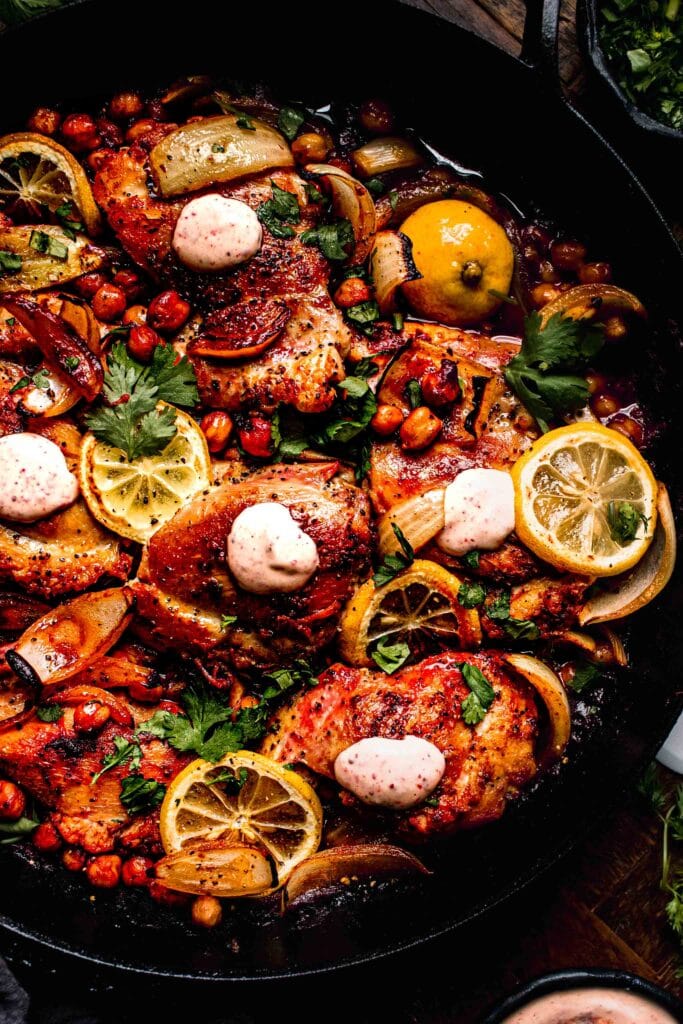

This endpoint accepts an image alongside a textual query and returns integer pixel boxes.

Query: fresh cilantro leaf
[392,311,404,332]
[373,523,414,586]
[120,773,166,816]
[638,762,667,814]
[371,636,411,674]
[262,660,317,700]
[64,355,80,371]
[301,219,354,261]
[339,376,371,398]
[487,589,540,641]
[91,736,141,785]
[277,106,305,140]
[5,317,15,326]
[504,311,604,432]
[305,182,324,205]
[257,181,300,239]
[31,368,50,390]
[461,692,488,726]
[0,251,21,274]
[458,662,495,725]
[208,766,248,791]
[36,704,63,722]
[607,501,649,545]
[388,190,399,211]
[9,376,30,394]
[55,200,83,239]
[148,343,198,407]
[567,660,602,694]
[345,300,380,336]
[87,401,178,461]
[236,114,255,130]
[29,229,68,261]
[308,387,377,447]
[424,795,440,808]
[220,614,237,629]
[365,177,385,197]
[405,379,422,409]
[458,581,486,608]
[462,550,480,570]
[0,815,39,845]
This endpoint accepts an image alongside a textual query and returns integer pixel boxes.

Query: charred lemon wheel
[512,423,658,577]
[400,199,513,325]
[79,403,211,543]
[339,559,482,667]
[0,133,102,235]
[159,751,323,889]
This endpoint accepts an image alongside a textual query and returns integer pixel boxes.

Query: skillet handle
[520,0,562,89]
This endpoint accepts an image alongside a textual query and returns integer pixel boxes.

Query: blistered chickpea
[86,854,122,889]
[92,283,127,322]
[147,290,191,333]
[530,283,562,308]
[237,414,274,459]
[585,372,607,396]
[538,260,560,284]
[603,315,628,342]
[371,404,404,437]
[291,132,329,163]
[149,880,189,906]
[74,701,111,732]
[0,780,25,821]
[522,224,552,254]
[62,848,86,872]
[113,269,142,300]
[109,91,145,121]
[192,895,223,929]
[126,119,156,143]
[33,822,61,853]
[359,98,395,135]
[578,261,612,285]
[27,107,61,136]
[61,112,100,152]
[334,277,371,309]
[122,856,154,887]
[123,304,148,327]
[127,325,162,362]
[96,117,123,149]
[400,406,443,451]
[74,271,109,299]
[591,393,620,418]
[550,240,587,272]
[610,414,644,447]
[200,411,233,453]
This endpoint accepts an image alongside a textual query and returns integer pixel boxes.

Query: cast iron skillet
[0,0,681,981]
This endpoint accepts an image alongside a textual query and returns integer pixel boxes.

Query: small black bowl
[579,0,683,142]
[482,969,683,1023]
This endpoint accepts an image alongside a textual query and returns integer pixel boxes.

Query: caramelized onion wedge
[284,844,430,909]
[579,483,675,626]
[6,587,134,688]
[378,489,445,556]
[352,137,423,178]
[370,230,421,313]
[504,653,571,769]
[46,685,133,726]
[306,163,377,263]
[0,226,106,294]
[150,115,294,197]
[539,284,646,328]
[156,841,276,897]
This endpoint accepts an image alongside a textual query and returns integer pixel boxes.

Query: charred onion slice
[187,297,291,360]
[539,284,646,328]
[305,163,377,263]
[351,137,423,178]
[374,168,502,229]
[68,655,158,692]
[3,297,103,402]
[579,483,676,626]
[156,841,277,897]
[504,653,571,769]
[0,655,37,732]
[149,114,294,197]
[45,684,133,726]
[370,230,421,313]
[7,586,134,687]
[0,592,50,633]
[377,489,446,556]
[0,225,106,294]
[284,843,430,909]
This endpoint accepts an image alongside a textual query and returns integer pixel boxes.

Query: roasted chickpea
[96,117,123,149]
[578,261,612,285]
[522,244,541,269]
[126,119,156,143]
[146,99,167,122]
[421,360,460,409]
[27,107,61,136]
[522,224,552,254]
[127,325,163,362]
[400,406,443,451]
[74,701,111,733]
[33,822,61,853]
[538,260,560,284]
[86,149,109,174]
[147,290,191,333]
[86,854,122,889]
[591,393,620,418]
[237,414,274,459]
[359,98,395,135]
[585,372,607,396]
[113,269,143,300]
[62,848,86,872]
[0,780,25,821]
[74,271,109,300]
[123,304,148,327]
[610,413,644,447]
[122,856,154,887]
[128,676,164,704]
[530,283,562,308]
[149,880,189,906]
[291,132,329,163]
[550,240,587,272]
[192,895,223,929]
[60,112,100,152]
[109,91,145,121]
[370,404,404,437]
[334,277,371,309]
[200,411,233,453]
[92,283,127,323]
[603,315,628,342]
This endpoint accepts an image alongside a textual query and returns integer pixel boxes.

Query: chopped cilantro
[458,581,486,608]
[29,229,68,261]
[0,251,21,274]
[91,736,142,785]
[301,219,354,261]
[607,501,649,545]
[462,550,481,570]
[277,106,305,141]
[373,523,414,587]
[120,773,166,815]
[388,190,399,211]
[371,636,411,674]
[208,766,248,791]
[64,355,80,371]
[36,705,64,723]
[405,379,422,409]
[458,662,495,725]
[365,177,385,197]
[262,659,317,699]
[487,589,540,641]
[220,614,237,629]
[257,180,300,239]
[305,181,325,205]
[567,660,603,694]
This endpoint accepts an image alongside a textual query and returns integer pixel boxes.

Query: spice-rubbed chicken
[262,651,539,837]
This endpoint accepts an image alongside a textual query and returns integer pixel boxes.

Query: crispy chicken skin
[262,651,539,837]
[133,461,374,668]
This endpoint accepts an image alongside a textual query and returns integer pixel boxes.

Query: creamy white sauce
[0,433,79,523]
[172,194,262,272]
[436,467,515,556]
[334,736,445,810]
[501,987,678,1024]
[227,502,319,594]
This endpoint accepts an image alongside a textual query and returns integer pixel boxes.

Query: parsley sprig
[373,524,414,587]
[256,181,300,239]
[607,501,649,545]
[371,636,411,674]
[120,774,166,816]
[85,341,198,460]
[458,662,495,725]
[486,589,540,641]
[639,763,683,972]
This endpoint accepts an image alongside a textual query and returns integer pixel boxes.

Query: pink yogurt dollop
[334,735,445,810]
[0,433,79,523]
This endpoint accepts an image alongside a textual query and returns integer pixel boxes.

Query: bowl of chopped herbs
[581,0,682,139]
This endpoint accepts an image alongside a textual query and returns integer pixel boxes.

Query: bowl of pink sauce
[483,971,683,1024]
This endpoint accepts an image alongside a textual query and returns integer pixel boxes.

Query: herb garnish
[388,190,399,211]
[371,636,411,674]
[462,550,481,570]
[209,767,248,791]
[0,251,21,275]
[301,219,354,261]
[607,500,649,545]
[277,106,305,141]
[10,367,51,393]
[256,181,300,239]
[487,589,540,641]
[373,523,414,587]
[639,763,683,971]
[504,312,604,432]
[405,379,423,409]
[220,614,238,629]
[120,773,166,815]
[458,662,495,725]
[29,229,68,262]
[262,660,317,699]
[0,814,39,845]
[91,736,142,785]
[36,705,64,723]
[458,581,487,608]
[84,341,198,460]
[567,660,603,694]
[305,181,325,205]
[236,114,256,130]
[55,200,83,239]
[344,300,380,337]
[365,177,386,197]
